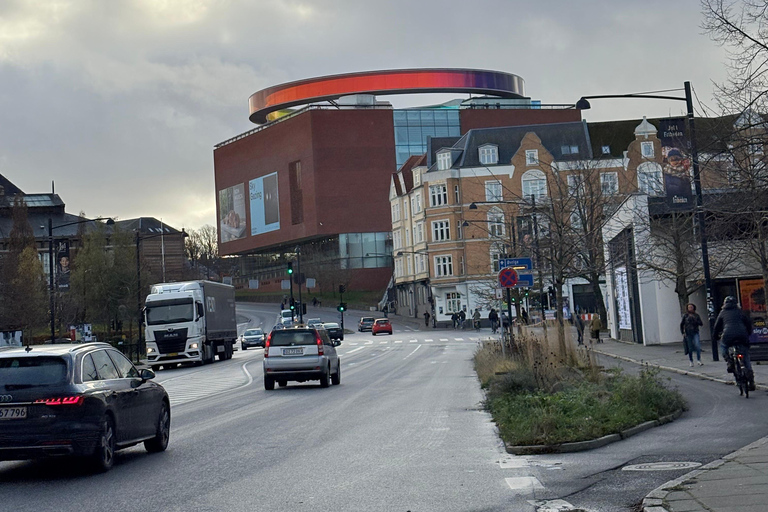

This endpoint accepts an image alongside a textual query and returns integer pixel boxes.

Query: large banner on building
[739,278,768,344]
[614,266,632,330]
[56,240,70,291]
[249,172,280,236]
[659,118,694,209]
[218,183,247,243]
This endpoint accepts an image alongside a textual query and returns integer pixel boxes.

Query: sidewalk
[584,338,768,512]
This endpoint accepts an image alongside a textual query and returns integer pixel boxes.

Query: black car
[323,322,344,341]
[0,343,170,472]
[240,328,266,349]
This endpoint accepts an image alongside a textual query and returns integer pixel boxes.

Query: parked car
[240,328,266,349]
[323,322,344,341]
[263,327,341,390]
[371,318,393,335]
[0,342,170,472]
[358,317,375,332]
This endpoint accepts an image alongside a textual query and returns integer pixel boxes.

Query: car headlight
[190,342,199,349]
[147,347,155,354]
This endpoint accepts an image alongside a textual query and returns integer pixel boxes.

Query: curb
[590,348,768,391]
[642,435,768,511]
[505,410,683,455]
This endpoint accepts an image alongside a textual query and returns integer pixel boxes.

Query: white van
[278,309,295,326]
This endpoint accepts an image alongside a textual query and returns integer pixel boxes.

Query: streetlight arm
[576,93,686,110]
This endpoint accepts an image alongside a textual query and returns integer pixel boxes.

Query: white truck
[144,280,237,369]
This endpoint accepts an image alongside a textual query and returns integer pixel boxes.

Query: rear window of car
[270,331,318,346]
[0,356,68,389]
[324,323,340,329]
[375,319,390,325]
[361,317,374,322]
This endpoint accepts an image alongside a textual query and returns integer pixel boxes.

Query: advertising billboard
[218,183,247,243]
[659,118,693,209]
[739,278,768,344]
[56,240,70,291]
[249,172,280,236]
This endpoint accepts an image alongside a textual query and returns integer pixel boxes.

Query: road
[1,303,766,512]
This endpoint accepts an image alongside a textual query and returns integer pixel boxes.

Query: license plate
[0,407,27,420]
[283,348,303,356]
[167,352,179,357]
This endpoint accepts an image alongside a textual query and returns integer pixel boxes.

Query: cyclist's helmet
[723,296,737,308]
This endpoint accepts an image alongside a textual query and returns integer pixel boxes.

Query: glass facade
[339,232,393,269]
[393,109,461,168]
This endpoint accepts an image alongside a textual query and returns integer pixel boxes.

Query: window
[435,255,453,277]
[395,258,403,278]
[750,141,764,156]
[561,145,580,155]
[601,145,611,155]
[415,222,424,243]
[393,230,402,250]
[407,256,413,275]
[446,292,461,313]
[570,210,583,230]
[411,196,417,215]
[456,220,462,240]
[485,181,502,202]
[108,350,139,379]
[600,172,619,195]
[479,145,499,165]
[91,350,120,380]
[491,251,501,272]
[567,174,585,196]
[525,149,539,165]
[521,169,547,199]
[429,184,448,206]
[454,185,460,204]
[405,228,410,246]
[641,141,655,158]
[488,208,505,237]
[437,151,452,170]
[418,254,426,273]
[415,192,422,213]
[432,220,450,242]
[637,162,664,195]
[413,169,421,186]
[391,203,400,222]
[82,354,99,382]
[403,201,409,220]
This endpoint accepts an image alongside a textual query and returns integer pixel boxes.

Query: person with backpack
[713,296,754,390]
[488,308,499,334]
[680,303,704,367]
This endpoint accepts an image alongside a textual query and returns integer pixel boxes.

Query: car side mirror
[140,368,156,382]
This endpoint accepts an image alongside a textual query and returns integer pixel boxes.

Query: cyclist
[713,296,755,390]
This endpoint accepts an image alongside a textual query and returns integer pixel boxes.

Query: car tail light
[316,332,324,355]
[34,396,84,406]
[264,332,273,357]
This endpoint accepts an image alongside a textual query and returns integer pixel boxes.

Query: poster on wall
[739,278,768,344]
[614,266,632,330]
[659,118,694,209]
[249,173,280,236]
[218,183,247,243]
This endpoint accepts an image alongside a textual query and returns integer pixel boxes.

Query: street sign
[498,257,533,270]
[498,267,519,288]
[281,279,291,290]
[514,274,535,287]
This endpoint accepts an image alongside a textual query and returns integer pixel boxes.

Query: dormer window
[437,151,452,170]
[525,149,539,166]
[479,145,499,165]
[413,169,421,187]
[641,141,654,158]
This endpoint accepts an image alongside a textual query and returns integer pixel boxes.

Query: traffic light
[524,290,529,297]
[337,303,347,312]
[339,284,346,294]
[287,263,293,275]
[290,298,296,310]
[302,303,307,315]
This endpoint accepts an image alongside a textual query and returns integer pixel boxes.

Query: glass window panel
[338,234,349,259]
[348,257,363,269]
[409,145,425,155]
[347,233,362,258]
[446,110,460,125]
[420,110,434,124]
[448,125,461,137]
[395,126,409,144]
[362,232,377,257]
[408,126,422,145]
[421,126,436,139]
[433,110,448,124]
[396,146,411,166]
[407,111,421,125]
[393,111,407,125]
[435,126,450,137]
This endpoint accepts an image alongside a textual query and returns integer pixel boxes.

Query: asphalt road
[1,304,766,512]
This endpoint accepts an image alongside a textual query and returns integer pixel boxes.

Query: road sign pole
[505,288,513,354]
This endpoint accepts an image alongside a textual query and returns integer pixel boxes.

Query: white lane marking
[470,337,479,341]
[409,339,418,343]
[454,338,464,341]
[349,343,359,346]
[342,347,365,355]
[424,339,433,342]
[394,340,403,344]
[505,477,543,494]
[404,345,422,360]
[365,340,373,345]
[440,338,449,342]
[425,339,433,343]
[379,341,388,344]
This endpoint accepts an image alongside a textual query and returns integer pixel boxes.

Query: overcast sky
[0,0,730,230]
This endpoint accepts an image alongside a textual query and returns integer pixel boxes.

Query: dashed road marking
[394,340,403,344]
[409,339,418,343]
[425,339,433,342]
[365,340,373,345]
[455,338,464,341]
[379,341,388,344]
[440,338,448,341]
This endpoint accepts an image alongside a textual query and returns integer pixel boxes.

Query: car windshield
[269,331,317,346]
[146,298,194,325]
[0,356,68,389]
[244,329,263,336]
[361,318,374,322]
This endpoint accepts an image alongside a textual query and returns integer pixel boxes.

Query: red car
[371,318,392,335]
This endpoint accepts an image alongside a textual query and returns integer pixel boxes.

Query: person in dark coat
[423,311,431,327]
[680,303,704,367]
[451,312,458,329]
[574,314,585,345]
[590,314,603,343]
[713,296,754,386]
[488,308,499,333]
[459,309,466,329]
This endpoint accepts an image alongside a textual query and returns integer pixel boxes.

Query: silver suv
[263,327,341,390]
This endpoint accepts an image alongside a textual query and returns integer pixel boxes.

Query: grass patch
[476,337,686,446]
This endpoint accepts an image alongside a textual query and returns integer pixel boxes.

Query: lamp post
[576,81,716,360]
[47,217,114,343]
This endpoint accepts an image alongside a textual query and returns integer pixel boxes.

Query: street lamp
[47,217,114,343]
[576,82,717,360]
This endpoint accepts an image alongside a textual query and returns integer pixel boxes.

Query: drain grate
[622,461,701,471]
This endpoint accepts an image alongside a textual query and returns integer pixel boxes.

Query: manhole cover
[622,461,701,472]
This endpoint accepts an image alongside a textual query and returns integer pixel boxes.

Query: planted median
[475,334,686,450]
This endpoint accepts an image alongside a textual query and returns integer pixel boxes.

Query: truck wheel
[264,376,275,390]
[203,344,214,364]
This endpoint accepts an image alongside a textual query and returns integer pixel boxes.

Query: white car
[277,309,295,326]
[263,327,341,389]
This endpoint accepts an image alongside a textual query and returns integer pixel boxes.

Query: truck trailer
[144,280,237,369]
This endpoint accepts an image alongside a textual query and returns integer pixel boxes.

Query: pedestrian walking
[472,308,481,330]
[574,313,585,345]
[459,310,466,329]
[489,308,499,334]
[423,311,431,327]
[451,312,458,329]
[521,307,529,325]
[280,300,285,310]
[312,297,318,307]
[590,314,603,343]
[680,303,704,367]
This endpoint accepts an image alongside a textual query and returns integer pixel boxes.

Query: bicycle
[727,346,752,398]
